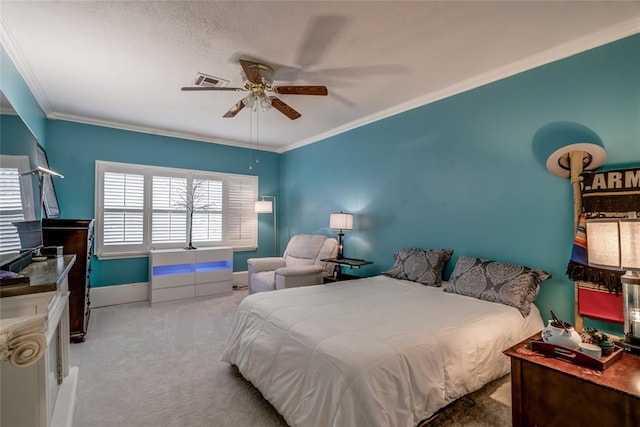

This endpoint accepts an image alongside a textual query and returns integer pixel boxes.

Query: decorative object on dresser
[149,246,233,304]
[505,333,640,427]
[541,313,582,350]
[329,211,353,259]
[586,217,640,354]
[42,218,94,343]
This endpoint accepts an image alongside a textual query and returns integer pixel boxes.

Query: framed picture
[36,144,61,218]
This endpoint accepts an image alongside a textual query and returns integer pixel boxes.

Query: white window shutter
[0,155,35,255]
[226,176,258,248]
[152,176,187,243]
[102,172,144,247]
[192,179,223,243]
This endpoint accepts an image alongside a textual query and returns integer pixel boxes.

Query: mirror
[0,90,40,259]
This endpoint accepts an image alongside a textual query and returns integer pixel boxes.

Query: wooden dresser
[42,218,94,342]
[504,334,640,427]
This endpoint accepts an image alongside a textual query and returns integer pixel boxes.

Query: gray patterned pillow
[446,255,551,317]
[383,248,453,286]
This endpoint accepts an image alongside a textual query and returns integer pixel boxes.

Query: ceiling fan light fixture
[260,95,273,111]
[241,94,256,109]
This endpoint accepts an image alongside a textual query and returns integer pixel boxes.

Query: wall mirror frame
[35,143,61,218]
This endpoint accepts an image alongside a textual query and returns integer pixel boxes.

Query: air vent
[193,72,229,88]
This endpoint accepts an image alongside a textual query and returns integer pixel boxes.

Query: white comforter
[222,275,543,427]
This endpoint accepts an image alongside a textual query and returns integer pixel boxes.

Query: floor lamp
[255,195,277,256]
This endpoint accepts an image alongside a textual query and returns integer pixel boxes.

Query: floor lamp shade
[254,200,273,213]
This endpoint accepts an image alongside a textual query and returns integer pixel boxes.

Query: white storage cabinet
[149,247,233,304]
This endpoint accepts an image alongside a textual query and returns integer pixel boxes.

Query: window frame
[95,160,258,259]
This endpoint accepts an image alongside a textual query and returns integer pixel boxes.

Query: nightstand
[504,333,640,427]
[321,257,372,282]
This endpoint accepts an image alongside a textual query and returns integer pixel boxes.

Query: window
[0,155,36,255]
[95,161,258,259]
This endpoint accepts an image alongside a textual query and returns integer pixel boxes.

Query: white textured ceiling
[1,1,639,152]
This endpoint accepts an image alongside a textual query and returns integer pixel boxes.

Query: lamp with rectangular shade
[586,218,640,354]
[255,195,277,255]
[329,212,353,259]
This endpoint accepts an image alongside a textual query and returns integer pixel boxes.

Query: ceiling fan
[181,59,328,120]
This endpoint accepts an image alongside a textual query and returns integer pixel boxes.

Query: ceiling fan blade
[296,16,348,68]
[270,97,301,120]
[239,59,261,84]
[181,86,243,91]
[273,86,328,96]
[223,100,246,118]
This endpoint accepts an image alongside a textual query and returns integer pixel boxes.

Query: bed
[222,274,544,427]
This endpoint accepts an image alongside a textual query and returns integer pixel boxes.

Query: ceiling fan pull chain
[248,108,254,170]
[256,108,260,164]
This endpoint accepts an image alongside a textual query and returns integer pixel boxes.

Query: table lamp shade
[587,219,640,271]
[586,218,640,349]
[330,212,353,231]
[620,219,640,271]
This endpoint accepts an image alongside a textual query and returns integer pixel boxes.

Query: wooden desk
[504,334,640,427]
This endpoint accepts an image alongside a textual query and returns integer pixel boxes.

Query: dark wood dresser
[504,334,640,427]
[42,218,94,343]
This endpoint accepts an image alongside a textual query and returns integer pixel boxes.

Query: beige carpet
[71,289,512,427]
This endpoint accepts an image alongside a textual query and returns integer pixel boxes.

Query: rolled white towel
[0,314,48,367]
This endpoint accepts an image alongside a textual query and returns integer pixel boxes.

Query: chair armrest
[247,257,285,273]
[274,265,324,277]
[275,265,326,290]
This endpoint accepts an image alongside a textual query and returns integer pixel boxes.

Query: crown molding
[47,112,281,153]
[0,14,52,115]
[283,17,640,153]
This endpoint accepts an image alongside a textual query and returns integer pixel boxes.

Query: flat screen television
[0,220,42,272]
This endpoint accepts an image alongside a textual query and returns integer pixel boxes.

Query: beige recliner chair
[247,234,338,294]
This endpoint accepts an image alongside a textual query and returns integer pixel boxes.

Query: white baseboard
[91,272,249,308]
[233,271,248,289]
[50,366,78,427]
[91,282,148,308]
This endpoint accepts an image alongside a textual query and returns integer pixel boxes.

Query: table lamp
[329,212,353,259]
[586,218,640,354]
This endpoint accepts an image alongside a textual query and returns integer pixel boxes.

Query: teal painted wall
[1,115,37,157]
[0,46,47,145]
[281,34,640,333]
[45,120,280,286]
